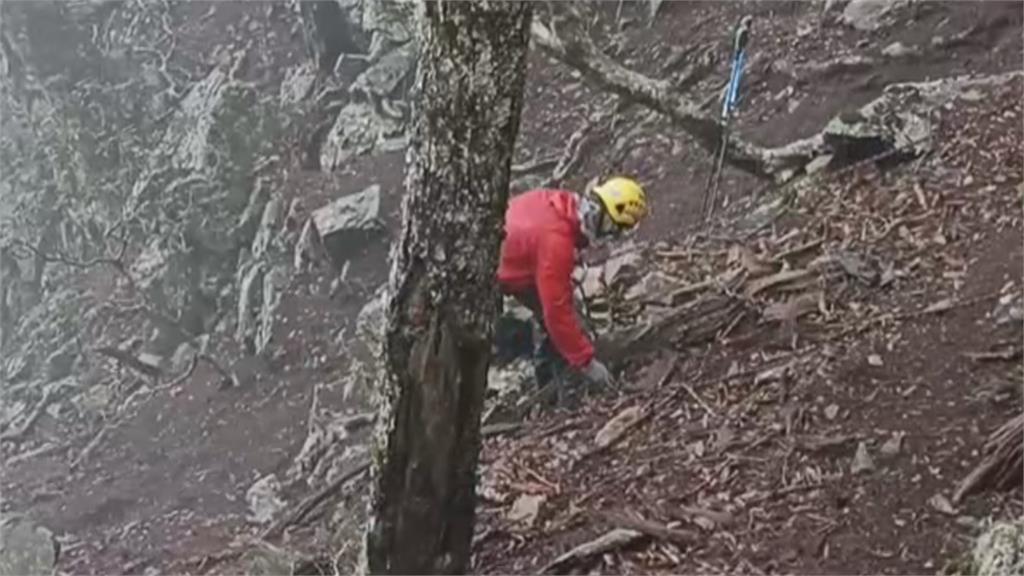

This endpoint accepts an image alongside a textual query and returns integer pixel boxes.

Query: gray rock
[880,432,904,456]
[362,0,417,49]
[162,67,230,172]
[255,265,290,356]
[138,352,163,372]
[356,284,388,349]
[350,41,416,100]
[242,541,295,576]
[234,178,272,246]
[822,0,849,16]
[624,271,676,303]
[319,101,404,170]
[44,339,77,381]
[246,474,287,525]
[129,237,171,293]
[851,441,875,474]
[0,515,57,576]
[311,185,384,263]
[882,41,918,58]
[170,341,197,374]
[293,218,320,271]
[805,154,833,175]
[75,381,114,416]
[993,292,1023,326]
[3,350,33,384]
[236,262,265,351]
[251,194,284,260]
[280,63,318,106]
[841,0,907,31]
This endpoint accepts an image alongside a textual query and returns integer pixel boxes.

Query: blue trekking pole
[701,15,752,224]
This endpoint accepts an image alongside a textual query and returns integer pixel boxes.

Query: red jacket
[497,189,593,368]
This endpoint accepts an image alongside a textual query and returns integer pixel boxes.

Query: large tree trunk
[363,2,532,574]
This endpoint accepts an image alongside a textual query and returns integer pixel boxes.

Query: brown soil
[1,1,1020,574]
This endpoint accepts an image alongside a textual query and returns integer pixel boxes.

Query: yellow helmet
[591,177,648,229]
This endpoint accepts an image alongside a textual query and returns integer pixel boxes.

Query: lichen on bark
[362,1,532,574]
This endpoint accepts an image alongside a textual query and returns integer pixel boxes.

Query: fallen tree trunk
[531,10,1023,182]
[953,413,1023,504]
[530,17,822,179]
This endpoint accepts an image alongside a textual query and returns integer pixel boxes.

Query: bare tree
[362,2,533,574]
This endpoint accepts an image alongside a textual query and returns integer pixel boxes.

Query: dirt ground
[1,1,1021,574]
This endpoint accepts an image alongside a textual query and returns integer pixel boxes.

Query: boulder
[246,474,287,525]
[255,264,289,356]
[882,41,919,58]
[44,339,78,381]
[319,101,404,170]
[280,62,318,106]
[0,515,57,576]
[350,41,416,101]
[356,284,388,350]
[236,261,265,352]
[624,271,676,303]
[362,0,417,51]
[841,0,908,31]
[311,185,384,264]
[250,194,284,260]
[242,541,295,576]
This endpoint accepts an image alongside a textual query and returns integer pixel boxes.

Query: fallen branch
[94,345,162,379]
[953,413,1023,504]
[598,511,699,547]
[671,505,734,528]
[481,422,523,437]
[0,387,55,443]
[71,352,200,470]
[546,109,608,186]
[963,345,1023,362]
[4,441,67,467]
[261,458,371,541]
[575,402,656,465]
[70,424,109,470]
[541,528,643,574]
[530,16,820,179]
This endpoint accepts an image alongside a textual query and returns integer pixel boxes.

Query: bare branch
[530,18,823,179]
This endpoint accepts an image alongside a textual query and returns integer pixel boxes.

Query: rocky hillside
[0,1,1020,574]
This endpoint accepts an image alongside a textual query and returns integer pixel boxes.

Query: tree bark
[363,2,532,574]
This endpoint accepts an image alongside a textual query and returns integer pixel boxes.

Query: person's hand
[580,358,614,389]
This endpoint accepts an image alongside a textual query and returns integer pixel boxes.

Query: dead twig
[963,345,1022,362]
[71,352,200,470]
[745,482,824,506]
[261,458,371,541]
[541,528,643,574]
[680,381,717,418]
[598,510,699,547]
[575,401,656,465]
[953,413,1023,503]
[671,505,734,528]
[481,422,523,438]
[0,387,55,443]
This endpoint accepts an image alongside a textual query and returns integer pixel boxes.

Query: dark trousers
[507,288,568,390]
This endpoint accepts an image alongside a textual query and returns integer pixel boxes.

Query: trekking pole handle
[721,15,753,119]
